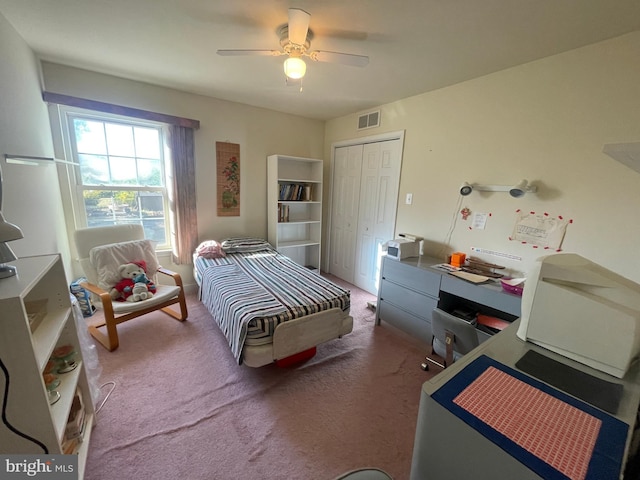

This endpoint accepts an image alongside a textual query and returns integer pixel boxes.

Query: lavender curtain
[167,125,198,264]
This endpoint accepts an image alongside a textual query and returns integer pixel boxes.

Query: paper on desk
[501,277,526,286]
[449,271,489,284]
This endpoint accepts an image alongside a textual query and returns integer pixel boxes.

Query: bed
[194,238,353,367]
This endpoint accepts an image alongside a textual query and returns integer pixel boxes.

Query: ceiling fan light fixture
[284,57,306,79]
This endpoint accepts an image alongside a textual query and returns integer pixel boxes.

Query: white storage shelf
[279,177,322,185]
[32,306,71,369]
[268,155,323,271]
[0,255,94,478]
[279,239,320,248]
[280,219,321,226]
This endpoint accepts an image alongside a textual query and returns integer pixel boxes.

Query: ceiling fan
[216,8,369,82]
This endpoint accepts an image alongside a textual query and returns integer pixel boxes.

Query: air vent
[357,110,380,130]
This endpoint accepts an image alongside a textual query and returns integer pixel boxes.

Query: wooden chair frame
[81,266,187,351]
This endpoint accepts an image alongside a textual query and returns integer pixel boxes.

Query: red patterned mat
[454,366,602,480]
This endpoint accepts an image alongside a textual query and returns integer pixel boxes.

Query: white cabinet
[267,154,323,272]
[0,255,94,478]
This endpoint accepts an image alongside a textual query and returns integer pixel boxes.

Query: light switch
[405,193,413,205]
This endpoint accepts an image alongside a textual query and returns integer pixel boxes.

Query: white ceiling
[1,0,639,120]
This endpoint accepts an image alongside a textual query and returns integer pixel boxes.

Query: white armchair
[74,224,187,351]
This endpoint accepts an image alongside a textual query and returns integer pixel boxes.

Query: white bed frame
[242,308,353,367]
[195,267,353,367]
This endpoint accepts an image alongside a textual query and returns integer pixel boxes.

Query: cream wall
[0,14,71,277]
[325,32,640,283]
[41,62,325,284]
[4,10,640,287]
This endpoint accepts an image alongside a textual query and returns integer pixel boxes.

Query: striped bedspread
[196,249,350,364]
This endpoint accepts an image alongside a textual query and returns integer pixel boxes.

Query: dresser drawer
[380,279,438,321]
[378,300,432,345]
[382,258,441,297]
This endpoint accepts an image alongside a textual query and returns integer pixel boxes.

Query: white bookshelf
[267,154,323,272]
[0,255,94,478]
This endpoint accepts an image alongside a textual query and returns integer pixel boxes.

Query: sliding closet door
[353,139,402,294]
[328,145,363,283]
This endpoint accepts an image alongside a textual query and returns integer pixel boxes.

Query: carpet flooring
[83,275,436,480]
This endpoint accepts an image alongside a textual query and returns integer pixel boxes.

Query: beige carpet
[83,275,436,480]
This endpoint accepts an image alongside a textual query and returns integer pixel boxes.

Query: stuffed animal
[129,282,153,302]
[195,240,226,259]
[133,271,157,295]
[110,261,155,302]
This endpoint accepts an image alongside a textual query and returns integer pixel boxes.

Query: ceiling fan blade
[309,51,369,67]
[288,8,310,45]
[217,49,283,57]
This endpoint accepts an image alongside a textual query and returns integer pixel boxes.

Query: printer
[516,253,640,378]
[386,234,422,260]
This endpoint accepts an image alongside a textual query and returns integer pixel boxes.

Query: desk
[410,322,640,479]
[375,254,521,345]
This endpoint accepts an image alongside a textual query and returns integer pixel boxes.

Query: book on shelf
[278,204,290,222]
[279,183,312,201]
[62,436,79,455]
[65,389,86,440]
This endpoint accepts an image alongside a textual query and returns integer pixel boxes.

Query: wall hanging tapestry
[216,142,240,216]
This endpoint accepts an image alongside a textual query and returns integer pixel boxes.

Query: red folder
[477,314,510,331]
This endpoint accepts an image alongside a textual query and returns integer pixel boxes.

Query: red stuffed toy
[110,260,155,302]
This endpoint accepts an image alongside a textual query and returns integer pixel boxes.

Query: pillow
[195,240,226,259]
[89,239,159,289]
[220,237,273,253]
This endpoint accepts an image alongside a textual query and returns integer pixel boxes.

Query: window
[63,110,170,248]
